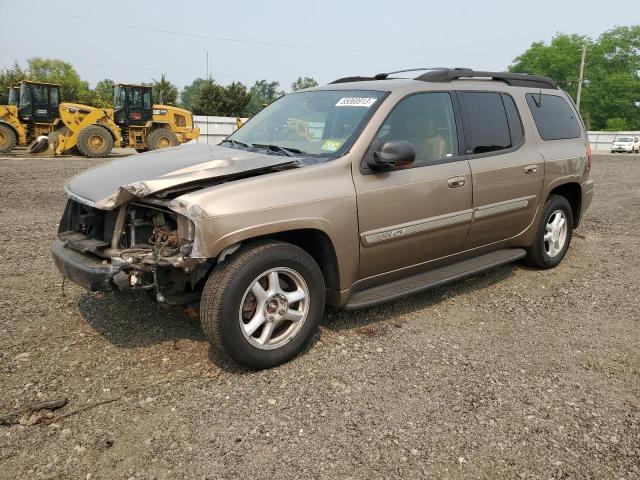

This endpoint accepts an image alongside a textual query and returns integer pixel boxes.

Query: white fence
[588,131,640,152]
[190,117,639,154]
[191,116,247,145]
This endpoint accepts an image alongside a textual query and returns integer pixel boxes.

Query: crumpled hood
[65,143,297,210]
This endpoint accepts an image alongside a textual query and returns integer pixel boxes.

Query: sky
[0,0,636,92]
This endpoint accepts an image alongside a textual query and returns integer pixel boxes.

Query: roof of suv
[311,68,558,92]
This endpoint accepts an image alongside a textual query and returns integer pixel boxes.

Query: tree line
[1,25,638,128]
[0,58,318,117]
[509,25,639,130]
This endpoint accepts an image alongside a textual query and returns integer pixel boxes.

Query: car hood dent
[65,143,298,210]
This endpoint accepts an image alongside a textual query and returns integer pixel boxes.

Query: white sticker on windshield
[335,97,377,107]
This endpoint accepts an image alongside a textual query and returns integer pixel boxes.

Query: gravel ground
[0,153,639,479]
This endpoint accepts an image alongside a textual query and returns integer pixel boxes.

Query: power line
[0,1,519,58]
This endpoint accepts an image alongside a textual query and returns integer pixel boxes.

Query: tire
[200,240,325,369]
[524,195,573,269]
[0,124,17,154]
[77,125,113,158]
[147,128,178,150]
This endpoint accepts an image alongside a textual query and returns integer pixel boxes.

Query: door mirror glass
[368,140,416,170]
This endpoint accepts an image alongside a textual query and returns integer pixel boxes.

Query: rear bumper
[51,240,114,291]
[580,179,595,223]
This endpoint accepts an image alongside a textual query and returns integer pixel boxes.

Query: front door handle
[448,176,466,188]
[524,164,538,174]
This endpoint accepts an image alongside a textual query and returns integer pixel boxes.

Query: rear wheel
[0,124,17,154]
[200,241,325,369]
[77,125,113,158]
[524,195,573,269]
[147,128,178,150]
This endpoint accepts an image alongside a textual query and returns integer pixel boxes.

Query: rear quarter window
[526,93,581,140]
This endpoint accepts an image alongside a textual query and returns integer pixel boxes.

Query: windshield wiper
[251,143,303,157]
[222,139,250,149]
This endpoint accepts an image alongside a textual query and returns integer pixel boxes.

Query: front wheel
[0,124,17,154]
[524,195,573,269]
[77,125,113,158]
[200,241,325,369]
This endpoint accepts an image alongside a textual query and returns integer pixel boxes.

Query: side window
[143,91,151,109]
[501,94,524,146]
[526,94,581,140]
[462,92,511,154]
[375,92,458,168]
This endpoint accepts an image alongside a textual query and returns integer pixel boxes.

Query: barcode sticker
[335,97,377,107]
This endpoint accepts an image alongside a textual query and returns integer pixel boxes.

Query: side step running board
[344,248,526,311]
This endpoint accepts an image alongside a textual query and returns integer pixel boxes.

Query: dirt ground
[0,153,638,479]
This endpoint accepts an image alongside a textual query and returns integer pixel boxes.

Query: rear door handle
[524,164,538,174]
[448,176,466,188]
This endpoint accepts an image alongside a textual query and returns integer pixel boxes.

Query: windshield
[616,137,633,142]
[228,90,386,157]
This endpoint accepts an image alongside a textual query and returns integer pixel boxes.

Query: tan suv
[52,68,594,368]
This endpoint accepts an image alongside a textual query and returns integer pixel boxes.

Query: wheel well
[247,229,340,291]
[548,183,581,227]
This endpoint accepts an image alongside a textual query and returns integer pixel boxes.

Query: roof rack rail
[415,68,557,89]
[330,68,449,84]
[328,76,376,84]
[373,67,448,80]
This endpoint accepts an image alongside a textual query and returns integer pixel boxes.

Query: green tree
[0,61,27,104]
[151,73,178,105]
[191,78,222,116]
[92,79,114,108]
[606,118,627,130]
[27,57,91,103]
[245,80,284,115]
[191,79,251,117]
[180,77,208,111]
[223,82,251,117]
[509,26,640,130]
[291,76,318,91]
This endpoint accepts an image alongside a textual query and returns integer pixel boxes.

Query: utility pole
[206,50,209,144]
[576,46,586,112]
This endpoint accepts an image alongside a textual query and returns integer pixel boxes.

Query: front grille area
[58,200,118,242]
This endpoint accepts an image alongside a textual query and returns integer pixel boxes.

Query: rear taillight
[586,143,592,173]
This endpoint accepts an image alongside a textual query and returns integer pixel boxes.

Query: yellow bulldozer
[0,80,199,157]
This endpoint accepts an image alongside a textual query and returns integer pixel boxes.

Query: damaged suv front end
[52,143,300,305]
[52,198,204,304]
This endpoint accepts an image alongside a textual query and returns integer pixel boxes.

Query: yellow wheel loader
[50,83,200,157]
[0,81,64,154]
[112,83,199,152]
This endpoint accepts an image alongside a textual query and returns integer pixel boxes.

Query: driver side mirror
[368,140,416,170]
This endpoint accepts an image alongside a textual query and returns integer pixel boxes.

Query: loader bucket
[26,136,55,156]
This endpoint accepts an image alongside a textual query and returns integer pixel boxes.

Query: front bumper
[51,240,114,291]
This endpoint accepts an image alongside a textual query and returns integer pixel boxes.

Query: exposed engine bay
[57,199,210,304]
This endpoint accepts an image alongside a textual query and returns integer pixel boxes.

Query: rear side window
[462,92,511,154]
[526,94,581,140]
